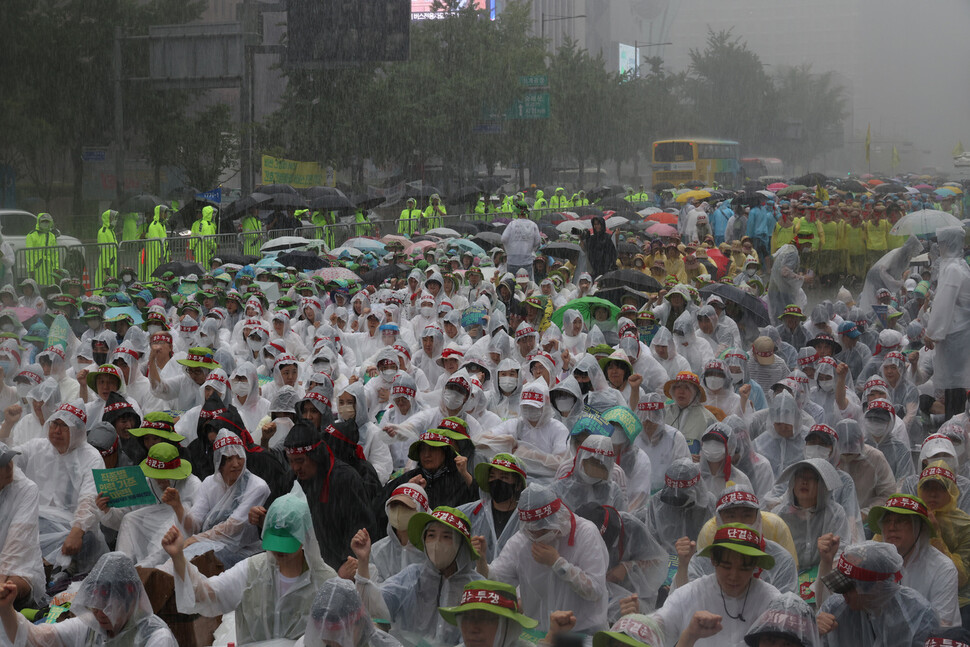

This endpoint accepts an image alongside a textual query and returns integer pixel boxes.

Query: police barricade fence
[14,242,120,292]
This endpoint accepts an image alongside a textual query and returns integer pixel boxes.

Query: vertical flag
[954,141,965,157]
[892,145,899,170]
[865,124,871,164]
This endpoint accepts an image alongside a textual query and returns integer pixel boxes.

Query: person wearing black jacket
[581,215,618,279]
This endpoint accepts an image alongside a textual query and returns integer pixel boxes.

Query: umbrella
[329,246,364,259]
[598,269,661,292]
[117,193,163,213]
[605,215,629,229]
[450,185,485,204]
[543,242,582,260]
[426,227,460,238]
[766,182,788,191]
[776,185,809,196]
[277,251,327,270]
[407,241,437,257]
[380,234,411,248]
[597,197,638,212]
[310,194,354,210]
[699,283,769,326]
[360,263,410,286]
[934,187,958,197]
[104,306,144,325]
[261,236,312,253]
[225,192,273,217]
[152,261,205,278]
[539,225,560,240]
[594,285,652,308]
[684,180,705,189]
[571,206,605,218]
[215,253,259,266]
[646,212,679,224]
[304,186,346,199]
[913,183,935,191]
[890,209,962,237]
[342,237,387,254]
[653,181,675,191]
[756,190,776,199]
[256,184,299,195]
[587,185,624,201]
[675,190,711,204]
[271,193,309,209]
[313,267,362,283]
[472,232,502,249]
[405,184,444,199]
[557,220,588,234]
[841,179,870,193]
[646,222,677,237]
[255,257,285,269]
[550,296,620,329]
[8,307,37,324]
[444,238,487,256]
[351,195,386,211]
[867,179,884,187]
[795,173,828,186]
[449,222,481,236]
[617,241,640,255]
[873,183,907,194]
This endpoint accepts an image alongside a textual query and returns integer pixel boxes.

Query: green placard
[93,465,156,508]
[507,92,550,120]
[519,74,549,89]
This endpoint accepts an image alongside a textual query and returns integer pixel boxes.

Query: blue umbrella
[256,257,285,269]
[104,306,144,325]
[444,238,487,256]
[343,237,387,254]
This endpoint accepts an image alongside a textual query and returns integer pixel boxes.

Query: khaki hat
[752,336,775,366]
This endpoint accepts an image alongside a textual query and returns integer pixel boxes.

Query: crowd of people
[2,180,970,647]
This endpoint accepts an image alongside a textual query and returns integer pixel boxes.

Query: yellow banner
[261,155,325,188]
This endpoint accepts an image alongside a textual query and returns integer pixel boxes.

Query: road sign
[507,92,550,120]
[519,74,548,89]
[472,123,503,135]
[82,148,107,162]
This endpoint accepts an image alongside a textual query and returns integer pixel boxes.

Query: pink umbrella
[646,222,677,237]
[913,183,934,191]
[312,267,361,282]
[767,182,788,191]
[408,240,437,257]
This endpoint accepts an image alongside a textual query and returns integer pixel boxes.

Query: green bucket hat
[473,453,527,495]
[439,580,538,629]
[407,506,479,560]
[868,493,936,538]
[407,430,459,462]
[140,442,192,480]
[86,364,124,391]
[697,523,775,570]
[129,412,186,444]
[593,614,663,647]
[602,405,642,444]
[176,347,220,370]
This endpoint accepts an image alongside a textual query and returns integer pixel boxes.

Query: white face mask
[273,417,294,444]
[729,367,744,384]
[705,376,725,392]
[803,444,831,461]
[818,377,835,393]
[499,376,518,393]
[233,379,251,397]
[147,325,162,335]
[552,395,576,416]
[381,368,397,382]
[338,404,356,421]
[314,360,332,375]
[701,440,726,463]
[425,536,460,570]
[16,383,31,400]
[247,338,262,352]
[746,267,757,276]
[441,390,465,411]
[527,528,561,545]
[420,306,434,318]
[521,405,543,422]
[264,355,275,370]
[865,417,892,442]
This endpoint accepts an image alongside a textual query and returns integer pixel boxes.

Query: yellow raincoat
[918,460,970,606]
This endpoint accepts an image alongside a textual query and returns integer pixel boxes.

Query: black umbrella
[472,232,502,248]
[361,263,410,286]
[573,206,604,218]
[653,181,675,191]
[451,185,485,204]
[216,253,259,266]
[595,285,651,308]
[684,180,705,189]
[543,242,582,262]
[409,235,438,243]
[225,192,273,217]
[256,183,299,195]
[795,172,828,187]
[873,182,907,194]
[304,186,346,199]
[597,269,661,292]
[277,250,327,270]
[699,282,769,326]
[480,176,507,193]
[405,183,444,199]
[596,197,637,213]
[448,223,480,236]
[117,193,162,213]
[351,195,386,211]
[152,261,205,278]
[310,194,355,210]
[272,193,309,209]
[617,241,641,255]
[539,225,561,239]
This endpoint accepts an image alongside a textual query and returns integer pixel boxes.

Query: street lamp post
[541,12,586,43]
[633,41,672,78]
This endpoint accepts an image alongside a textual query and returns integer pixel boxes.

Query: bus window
[654,142,694,163]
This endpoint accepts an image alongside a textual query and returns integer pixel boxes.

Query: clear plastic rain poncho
[767,244,806,321]
[817,541,938,647]
[649,327,691,379]
[554,433,628,512]
[917,460,970,606]
[833,418,896,518]
[8,376,61,446]
[924,226,970,389]
[863,398,916,482]
[5,551,176,646]
[721,415,775,498]
[230,360,270,436]
[174,493,337,645]
[858,235,923,313]
[0,459,46,607]
[506,378,570,482]
[371,483,430,582]
[672,311,714,374]
[897,434,970,515]
[181,430,270,567]
[302,578,401,647]
[266,386,303,449]
[643,458,716,552]
[752,391,806,479]
[561,308,588,355]
[743,592,821,647]
[770,458,850,569]
[634,392,691,494]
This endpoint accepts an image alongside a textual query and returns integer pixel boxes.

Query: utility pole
[113,27,125,203]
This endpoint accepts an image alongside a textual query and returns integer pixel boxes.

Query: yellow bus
[652,138,742,189]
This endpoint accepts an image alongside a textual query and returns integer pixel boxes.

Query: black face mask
[577,380,592,395]
[489,480,518,504]
[94,352,108,365]
[659,489,693,508]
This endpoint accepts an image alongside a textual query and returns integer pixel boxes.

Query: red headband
[718,490,760,509]
[390,485,428,511]
[305,391,332,408]
[213,434,243,451]
[882,495,929,517]
[921,464,956,485]
[835,553,902,583]
[458,588,518,611]
[713,525,765,550]
[286,440,321,455]
[489,458,526,480]
[637,401,664,411]
[519,498,562,522]
[429,509,469,537]
[145,456,182,471]
[665,472,700,489]
[57,403,87,423]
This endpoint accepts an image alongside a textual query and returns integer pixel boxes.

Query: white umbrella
[556,221,588,234]
[260,236,312,253]
[756,190,776,199]
[426,227,460,238]
[638,207,662,216]
[890,209,963,237]
[329,246,363,258]
[605,215,629,228]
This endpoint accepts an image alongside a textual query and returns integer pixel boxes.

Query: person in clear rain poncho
[767,243,806,321]
[576,502,668,620]
[753,391,806,480]
[697,422,754,500]
[368,483,430,583]
[634,392,691,494]
[458,453,526,563]
[724,348,768,413]
[353,506,483,647]
[0,552,177,646]
[492,378,570,484]
[663,371,717,451]
[483,484,609,633]
[562,309,588,355]
[549,376,586,432]
[379,374,425,470]
[230,361,270,438]
[651,523,781,647]
[915,461,970,614]
[863,398,916,482]
[554,433,628,512]
[743,592,821,647]
[164,492,337,645]
[816,541,938,647]
[644,458,716,554]
[700,359,743,418]
[297,578,402,647]
[898,434,970,515]
[438,579,538,647]
[603,405,652,514]
[833,418,896,523]
[0,441,46,609]
[858,235,923,314]
[650,327,692,380]
[721,415,775,499]
[810,356,863,428]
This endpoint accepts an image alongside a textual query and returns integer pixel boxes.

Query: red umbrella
[767,182,788,191]
[706,248,730,277]
[646,212,679,224]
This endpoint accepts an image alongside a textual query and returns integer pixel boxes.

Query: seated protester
[834,419,896,523]
[0,366,44,444]
[866,494,961,627]
[492,358,523,420]
[860,377,910,445]
[695,484,799,586]
[165,493,337,645]
[663,371,717,454]
[810,357,864,427]
[916,461,970,617]
[257,385,302,449]
[369,483,430,583]
[898,434,970,515]
[573,353,625,408]
[353,506,483,647]
[0,442,46,610]
[721,415,775,499]
[126,412,185,466]
[603,405,653,514]
[439,580,538,647]
[38,344,80,404]
[336,381,393,483]
[743,592,822,647]
[747,335,791,396]
[880,351,920,435]
[322,419,383,509]
[382,428,478,515]
[379,374,424,470]
[364,347,403,419]
[617,330,668,395]
[384,370,486,446]
[302,578,403,647]
[697,423,753,500]
[701,359,743,418]
[298,385,336,432]
[174,368,231,443]
[634,392,691,493]
[262,353,305,405]
[816,541,938,647]
[650,326,692,380]
[746,379,815,441]
[864,398,916,482]
[277,422,376,571]
[550,376,586,430]
[12,400,107,575]
[483,484,608,633]
[938,421,970,481]
[100,392,143,465]
[149,345,219,413]
[229,361,270,437]
[1,374,60,447]
[80,364,143,429]
[754,391,809,480]
[723,348,768,413]
[492,378,570,483]
[554,434,628,512]
[0,552,177,646]
[179,430,270,569]
[770,458,850,581]
[99,442,202,568]
[458,453,527,562]
[650,523,781,647]
[644,458,716,554]
[576,503,668,620]
[599,349,643,412]
[88,423,123,470]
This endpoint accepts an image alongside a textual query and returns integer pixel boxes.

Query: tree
[173,104,239,191]
[772,65,847,169]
